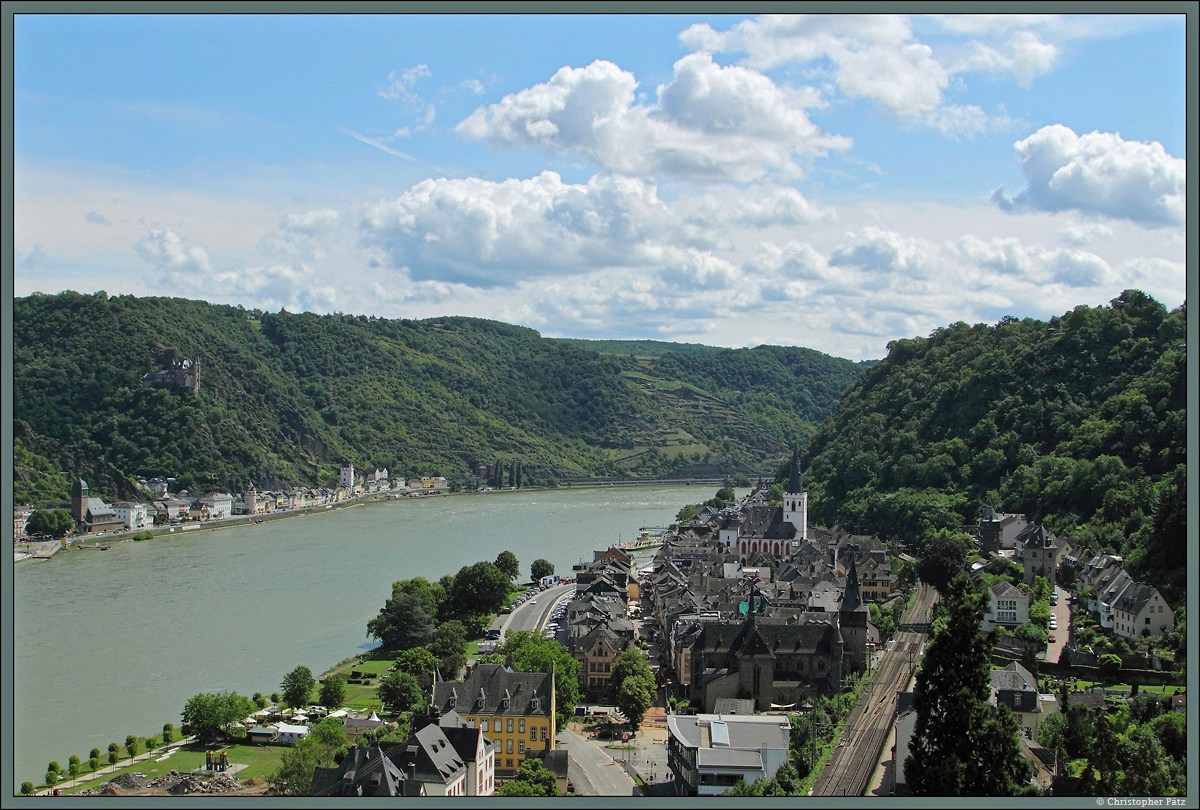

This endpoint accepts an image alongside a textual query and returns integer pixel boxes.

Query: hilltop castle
[142,347,200,394]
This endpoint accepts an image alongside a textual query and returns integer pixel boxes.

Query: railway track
[811,583,938,797]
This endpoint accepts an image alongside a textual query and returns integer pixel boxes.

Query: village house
[982,581,1030,631]
[429,664,555,779]
[198,493,233,520]
[310,743,423,797]
[666,713,791,796]
[989,661,1058,740]
[13,505,34,540]
[111,501,151,531]
[1108,581,1174,639]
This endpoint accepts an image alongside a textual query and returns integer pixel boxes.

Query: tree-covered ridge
[13,292,861,504]
[547,337,728,357]
[652,344,868,448]
[799,290,1186,602]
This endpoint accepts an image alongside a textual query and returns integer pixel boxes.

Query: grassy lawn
[352,658,395,675]
[59,743,288,793]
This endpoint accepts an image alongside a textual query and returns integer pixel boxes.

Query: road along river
[10,485,697,786]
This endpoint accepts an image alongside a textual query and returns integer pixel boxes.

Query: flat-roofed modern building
[666,713,790,796]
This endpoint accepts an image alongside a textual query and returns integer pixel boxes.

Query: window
[507,718,514,733]
[519,719,525,733]
[530,729,537,740]
[541,728,547,741]
[506,759,513,767]
[1146,617,1152,625]
[480,718,489,732]
[518,740,525,754]
[506,740,513,754]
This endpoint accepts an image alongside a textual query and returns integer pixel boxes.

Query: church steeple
[787,446,801,494]
[842,556,862,614]
[782,447,807,540]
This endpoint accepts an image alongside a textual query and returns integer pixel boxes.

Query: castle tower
[782,447,808,540]
[339,461,355,490]
[70,478,89,524]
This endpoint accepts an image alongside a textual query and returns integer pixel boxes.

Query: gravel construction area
[73,771,269,796]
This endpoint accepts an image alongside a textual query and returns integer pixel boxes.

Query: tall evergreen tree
[904,574,1029,795]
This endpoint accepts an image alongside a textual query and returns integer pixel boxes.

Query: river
[10,485,703,786]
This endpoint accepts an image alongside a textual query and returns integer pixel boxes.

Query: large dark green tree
[25,509,74,538]
[367,591,436,651]
[181,691,254,743]
[530,559,554,582]
[430,620,468,680]
[904,575,1028,795]
[318,675,346,710]
[445,561,510,619]
[392,647,440,678]
[281,665,316,710]
[494,550,520,581]
[377,671,424,715]
[915,529,973,595]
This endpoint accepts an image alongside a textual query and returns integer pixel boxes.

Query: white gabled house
[982,581,1030,631]
[1109,582,1174,640]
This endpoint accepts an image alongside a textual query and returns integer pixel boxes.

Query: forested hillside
[799,290,1187,602]
[12,291,863,506]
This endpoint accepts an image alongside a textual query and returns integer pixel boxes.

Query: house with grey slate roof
[429,664,555,778]
[309,742,421,797]
[989,661,1058,740]
[1109,581,1174,639]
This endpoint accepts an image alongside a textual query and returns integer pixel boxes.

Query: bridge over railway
[810,583,938,797]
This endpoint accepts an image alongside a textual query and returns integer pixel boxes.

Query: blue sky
[12,11,1189,360]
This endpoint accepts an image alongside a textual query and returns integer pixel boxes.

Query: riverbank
[16,476,725,562]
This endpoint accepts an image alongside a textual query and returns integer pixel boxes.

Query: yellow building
[857,557,899,602]
[430,664,555,778]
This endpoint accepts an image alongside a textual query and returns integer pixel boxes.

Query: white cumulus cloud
[137,224,337,312]
[455,55,849,182]
[993,124,1186,226]
[678,14,1057,135]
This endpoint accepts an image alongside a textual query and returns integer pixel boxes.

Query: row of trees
[23,724,179,794]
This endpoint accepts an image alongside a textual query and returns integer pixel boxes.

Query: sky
[11,11,1190,361]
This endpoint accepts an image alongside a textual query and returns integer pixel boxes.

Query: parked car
[1048,633,1056,643]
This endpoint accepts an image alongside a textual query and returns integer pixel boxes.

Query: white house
[667,714,790,796]
[1109,582,1174,639]
[982,581,1030,631]
[198,493,233,520]
[111,501,151,531]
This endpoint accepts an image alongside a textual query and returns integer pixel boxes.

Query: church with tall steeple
[718,447,808,563]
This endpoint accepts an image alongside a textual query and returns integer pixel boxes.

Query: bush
[21,782,35,796]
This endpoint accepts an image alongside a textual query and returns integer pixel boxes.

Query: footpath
[33,737,196,796]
